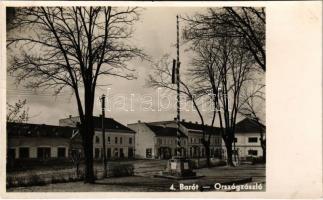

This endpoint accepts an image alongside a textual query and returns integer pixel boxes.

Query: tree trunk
[263,147,266,162]
[81,114,95,183]
[258,123,266,163]
[225,141,234,166]
[205,144,211,167]
[261,140,266,162]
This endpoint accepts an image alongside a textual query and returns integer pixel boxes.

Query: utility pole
[100,94,107,177]
[161,14,196,178]
[176,15,181,157]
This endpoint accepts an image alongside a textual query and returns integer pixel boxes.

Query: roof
[235,118,266,133]
[141,120,221,136]
[146,124,187,137]
[92,116,135,133]
[7,122,76,138]
[60,116,135,133]
[180,121,221,135]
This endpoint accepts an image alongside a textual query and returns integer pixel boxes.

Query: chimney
[195,121,198,124]
[174,117,177,121]
[69,115,72,118]
[138,120,141,123]
[182,119,185,122]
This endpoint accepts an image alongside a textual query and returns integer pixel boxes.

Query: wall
[92,130,135,159]
[221,132,265,158]
[128,123,155,159]
[155,136,188,158]
[8,137,70,159]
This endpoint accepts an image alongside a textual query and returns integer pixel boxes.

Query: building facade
[222,118,266,160]
[59,116,136,160]
[128,120,222,159]
[7,122,78,162]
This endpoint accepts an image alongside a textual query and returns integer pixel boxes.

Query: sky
[6,7,265,126]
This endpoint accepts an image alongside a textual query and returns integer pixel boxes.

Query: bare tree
[7,99,29,123]
[7,7,145,183]
[183,7,265,71]
[182,8,265,166]
[148,55,218,167]
[239,83,266,162]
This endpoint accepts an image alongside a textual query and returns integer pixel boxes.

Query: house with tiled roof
[222,118,266,160]
[7,122,80,161]
[59,116,136,160]
[127,119,222,159]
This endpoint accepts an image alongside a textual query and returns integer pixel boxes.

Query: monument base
[157,156,198,179]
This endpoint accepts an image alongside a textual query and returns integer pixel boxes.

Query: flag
[172,59,176,84]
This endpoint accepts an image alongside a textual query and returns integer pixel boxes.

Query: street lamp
[100,94,107,177]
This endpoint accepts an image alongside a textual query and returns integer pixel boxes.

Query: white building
[59,116,136,160]
[128,119,222,159]
[222,118,266,160]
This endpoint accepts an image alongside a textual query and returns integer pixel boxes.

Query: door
[107,148,111,159]
[120,148,124,158]
[128,148,134,158]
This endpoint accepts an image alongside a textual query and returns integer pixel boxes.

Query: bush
[29,174,46,186]
[7,173,46,188]
[107,164,134,177]
[7,158,76,172]
[252,157,265,164]
[189,158,226,169]
[212,160,227,167]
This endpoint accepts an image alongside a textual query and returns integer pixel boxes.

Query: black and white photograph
[5,6,266,192]
[0,2,319,196]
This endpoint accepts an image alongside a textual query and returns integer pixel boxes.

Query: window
[129,137,133,144]
[248,137,258,143]
[94,148,100,159]
[146,148,152,158]
[8,148,15,160]
[234,137,238,143]
[248,150,258,156]
[120,137,123,144]
[190,137,193,144]
[114,148,118,157]
[37,147,51,159]
[19,147,30,158]
[95,136,100,144]
[157,138,162,145]
[57,147,66,158]
[115,137,118,144]
[107,136,110,144]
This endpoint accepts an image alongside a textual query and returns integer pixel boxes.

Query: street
[7,160,265,192]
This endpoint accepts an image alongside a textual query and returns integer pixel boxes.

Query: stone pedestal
[161,156,196,178]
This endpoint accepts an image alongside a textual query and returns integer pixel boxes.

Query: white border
[1,1,322,198]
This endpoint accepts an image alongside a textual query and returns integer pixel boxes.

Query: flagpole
[176,15,181,157]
